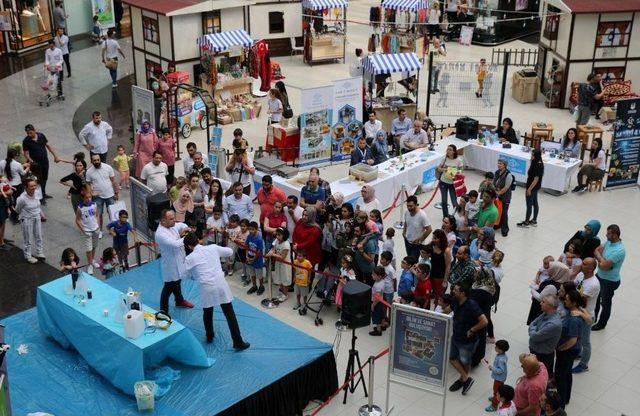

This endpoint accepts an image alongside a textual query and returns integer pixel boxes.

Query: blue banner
[607,98,640,188]
[390,305,450,388]
[422,167,437,184]
[499,153,527,176]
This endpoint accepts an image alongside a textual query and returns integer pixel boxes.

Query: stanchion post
[358,356,382,416]
[261,258,277,309]
[393,185,407,230]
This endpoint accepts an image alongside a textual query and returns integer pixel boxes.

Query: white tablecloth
[463,140,581,193]
[254,149,445,211]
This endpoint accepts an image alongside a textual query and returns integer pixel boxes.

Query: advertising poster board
[91,0,115,29]
[299,86,333,166]
[331,77,363,162]
[129,178,153,241]
[388,304,451,391]
[131,86,156,131]
[607,98,640,188]
[499,153,527,176]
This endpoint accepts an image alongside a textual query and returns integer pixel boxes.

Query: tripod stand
[343,327,368,404]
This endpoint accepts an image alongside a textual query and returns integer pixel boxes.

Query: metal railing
[491,48,538,67]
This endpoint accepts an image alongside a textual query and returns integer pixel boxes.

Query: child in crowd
[336,254,356,309]
[401,263,432,309]
[245,221,265,296]
[434,293,453,315]
[168,176,186,202]
[532,255,554,289]
[379,251,396,327]
[106,209,137,271]
[293,249,312,311]
[233,218,250,284]
[224,214,241,276]
[99,247,119,279]
[265,227,291,302]
[382,228,396,268]
[465,190,480,227]
[477,232,496,268]
[397,256,417,299]
[478,172,496,196]
[485,339,510,412]
[60,248,80,288]
[112,145,132,189]
[558,239,583,275]
[495,384,517,416]
[418,244,433,267]
[369,266,387,336]
[91,15,102,42]
[206,206,226,245]
[540,391,566,416]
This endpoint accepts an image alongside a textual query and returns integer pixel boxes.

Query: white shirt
[77,200,99,232]
[102,38,120,59]
[404,208,431,243]
[182,244,234,307]
[155,222,190,282]
[575,272,601,318]
[595,149,606,171]
[140,162,168,194]
[54,34,69,55]
[79,121,113,155]
[355,197,380,213]
[44,47,63,70]
[364,120,383,139]
[228,160,255,188]
[86,163,116,198]
[183,155,194,176]
[15,192,41,220]
[0,160,26,186]
[285,205,304,237]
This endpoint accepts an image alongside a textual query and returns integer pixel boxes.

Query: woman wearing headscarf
[292,206,323,268]
[133,120,158,177]
[355,185,379,213]
[527,261,571,325]
[564,220,601,259]
[371,130,389,165]
[326,191,344,218]
[173,187,194,223]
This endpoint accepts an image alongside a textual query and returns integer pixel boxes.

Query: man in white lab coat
[155,209,194,313]
[183,233,250,350]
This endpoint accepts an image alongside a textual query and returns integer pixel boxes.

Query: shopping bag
[453,173,467,197]
[494,199,503,227]
[108,200,127,222]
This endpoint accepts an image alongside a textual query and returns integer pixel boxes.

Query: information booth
[302,0,347,65]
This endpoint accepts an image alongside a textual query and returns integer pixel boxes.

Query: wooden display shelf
[307,35,344,64]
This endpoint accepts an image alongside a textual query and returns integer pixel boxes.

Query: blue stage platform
[1,261,338,415]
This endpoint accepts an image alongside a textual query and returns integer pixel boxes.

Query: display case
[2,0,54,53]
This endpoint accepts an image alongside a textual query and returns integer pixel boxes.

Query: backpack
[510,173,517,191]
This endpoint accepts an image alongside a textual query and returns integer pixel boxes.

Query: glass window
[203,11,221,34]
[543,5,560,41]
[269,11,284,34]
[142,16,159,43]
[596,22,631,48]
[12,0,54,49]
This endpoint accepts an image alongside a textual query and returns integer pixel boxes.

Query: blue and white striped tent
[196,29,254,53]
[302,0,347,10]
[381,0,428,11]
[363,53,422,74]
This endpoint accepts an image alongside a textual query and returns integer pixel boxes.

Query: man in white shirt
[403,195,432,260]
[44,41,64,97]
[101,29,125,87]
[285,195,303,237]
[79,111,113,162]
[572,258,600,374]
[54,27,70,77]
[182,233,250,350]
[155,210,194,312]
[364,111,383,144]
[182,142,197,176]
[85,154,119,237]
[15,179,46,263]
[401,120,430,152]
[140,151,168,195]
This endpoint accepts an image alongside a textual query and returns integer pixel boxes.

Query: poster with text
[91,0,115,29]
[389,304,451,390]
[332,77,363,162]
[299,86,333,166]
[129,178,153,241]
[131,86,156,132]
[608,98,640,188]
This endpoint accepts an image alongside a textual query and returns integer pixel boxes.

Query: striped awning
[302,0,347,10]
[196,29,253,52]
[381,0,428,11]
[363,53,422,74]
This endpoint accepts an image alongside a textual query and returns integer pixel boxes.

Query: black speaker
[455,116,479,141]
[147,193,171,232]
[341,280,372,329]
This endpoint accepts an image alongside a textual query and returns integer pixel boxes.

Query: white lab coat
[155,222,190,282]
[182,244,234,308]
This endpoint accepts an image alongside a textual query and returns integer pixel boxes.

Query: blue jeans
[578,320,592,366]
[525,189,539,221]
[109,68,117,84]
[439,181,457,217]
[450,338,478,367]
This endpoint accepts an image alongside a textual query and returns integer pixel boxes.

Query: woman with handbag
[436,144,463,218]
[275,81,293,126]
[101,29,125,88]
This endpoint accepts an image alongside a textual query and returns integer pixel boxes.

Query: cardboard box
[512,71,540,104]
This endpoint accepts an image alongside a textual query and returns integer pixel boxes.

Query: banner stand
[606,98,640,189]
[385,304,452,416]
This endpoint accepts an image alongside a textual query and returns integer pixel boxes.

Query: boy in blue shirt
[485,339,509,412]
[397,256,417,298]
[245,221,265,296]
[106,209,137,271]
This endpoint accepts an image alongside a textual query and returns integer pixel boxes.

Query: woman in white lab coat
[182,232,250,350]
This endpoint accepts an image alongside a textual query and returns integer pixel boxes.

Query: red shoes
[176,300,194,309]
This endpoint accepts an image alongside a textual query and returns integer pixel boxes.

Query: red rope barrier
[420,181,440,209]
[382,190,403,221]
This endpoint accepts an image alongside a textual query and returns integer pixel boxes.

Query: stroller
[298,265,339,326]
[38,65,64,106]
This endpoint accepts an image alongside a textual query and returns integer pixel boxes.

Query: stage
[1,261,338,415]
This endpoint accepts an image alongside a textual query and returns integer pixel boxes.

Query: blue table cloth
[37,273,213,395]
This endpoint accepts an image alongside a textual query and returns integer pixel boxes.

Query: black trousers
[203,302,245,346]
[531,348,555,378]
[471,289,492,366]
[499,199,510,234]
[555,349,579,408]
[34,159,49,196]
[166,165,175,186]
[63,53,71,76]
[594,276,620,327]
[160,280,185,312]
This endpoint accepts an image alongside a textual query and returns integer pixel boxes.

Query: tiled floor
[0,1,638,415]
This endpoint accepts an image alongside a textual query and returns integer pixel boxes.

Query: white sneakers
[26,257,38,264]
[87,265,94,275]
[98,230,103,239]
